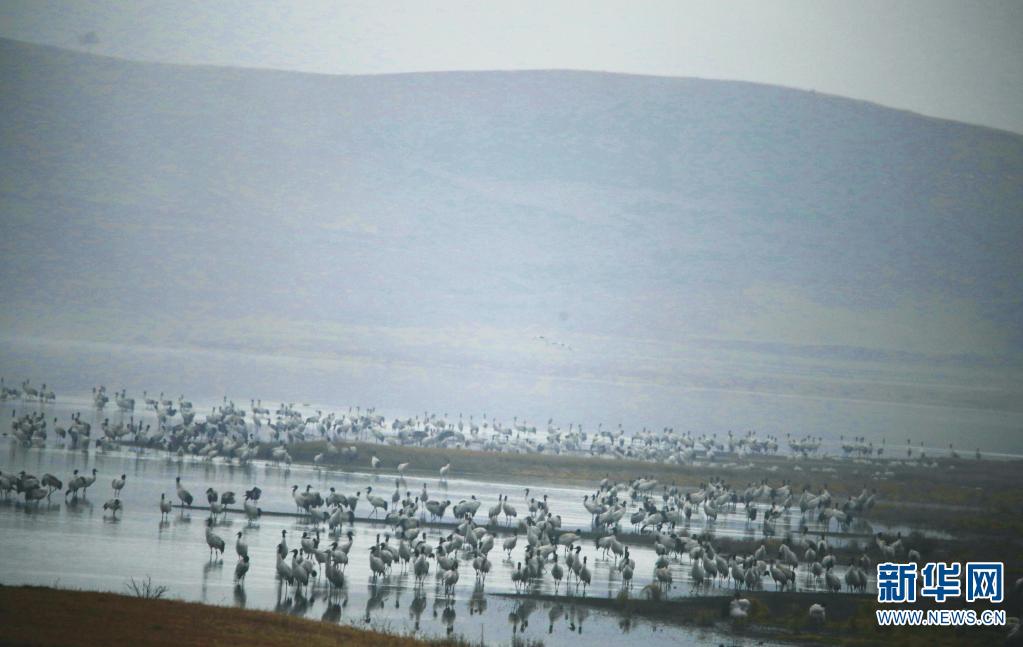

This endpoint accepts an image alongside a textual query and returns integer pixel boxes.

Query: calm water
[0,406,872,645]
[2,331,984,646]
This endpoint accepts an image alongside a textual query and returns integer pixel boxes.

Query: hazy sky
[1,0,1021,133]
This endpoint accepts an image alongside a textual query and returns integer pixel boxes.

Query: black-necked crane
[369,546,386,580]
[234,555,250,583]
[159,493,172,520]
[336,530,354,557]
[576,556,592,595]
[64,470,82,498]
[41,474,62,498]
[409,547,428,582]
[23,486,47,506]
[557,530,579,555]
[472,551,491,581]
[290,550,310,591]
[503,533,517,557]
[550,554,564,593]
[80,468,98,496]
[655,563,672,591]
[691,557,707,590]
[111,474,126,498]
[824,567,841,592]
[502,496,517,525]
[209,499,225,521]
[176,476,193,507]
[329,539,350,573]
[425,499,450,521]
[243,499,261,523]
[511,562,526,592]
[205,518,225,559]
[276,548,294,592]
[366,487,388,517]
[621,559,634,589]
[443,560,460,596]
[323,553,345,590]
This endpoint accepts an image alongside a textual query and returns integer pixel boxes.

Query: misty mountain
[1,37,1021,375]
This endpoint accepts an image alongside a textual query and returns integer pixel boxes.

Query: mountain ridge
[1,36,1021,367]
[5,36,1021,137]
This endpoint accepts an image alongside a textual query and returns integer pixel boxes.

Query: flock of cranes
[0,466,126,514]
[0,379,55,404]
[173,471,892,602]
[4,376,1014,641]
[0,378,949,597]
[13,441,1023,642]
[2,452,900,605]
[2,380,986,470]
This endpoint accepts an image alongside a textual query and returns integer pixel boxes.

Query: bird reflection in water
[547,601,565,634]
[201,559,222,603]
[364,581,387,623]
[568,604,589,634]
[290,589,310,616]
[64,497,94,516]
[391,573,407,609]
[409,592,427,631]
[468,581,487,615]
[617,612,633,633]
[274,594,293,615]
[441,602,456,636]
[233,584,247,609]
[432,593,446,619]
[202,559,223,578]
[321,595,346,624]
[509,598,536,636]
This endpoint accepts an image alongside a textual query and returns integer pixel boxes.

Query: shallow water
[0,399,883,645]
[0,442,798,645]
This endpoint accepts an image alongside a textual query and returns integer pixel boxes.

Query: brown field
[0,585,449,647]
[286,439,1017,500]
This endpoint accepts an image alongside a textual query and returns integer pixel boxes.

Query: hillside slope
[0,38,1021,423]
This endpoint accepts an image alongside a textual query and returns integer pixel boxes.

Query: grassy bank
[0,585,453,647]
[285,439,1020,502]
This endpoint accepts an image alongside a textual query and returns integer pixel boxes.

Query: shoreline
[0,585,458,646]
[492,589,1015,646]
[1,583,1009,647]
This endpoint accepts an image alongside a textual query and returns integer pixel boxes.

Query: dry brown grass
[0,585,437,647]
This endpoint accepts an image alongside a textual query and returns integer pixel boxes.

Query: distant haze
[0,39,1021,449]
[0,1,1021,134]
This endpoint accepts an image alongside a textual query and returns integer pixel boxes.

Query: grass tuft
[125,576,168,600]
